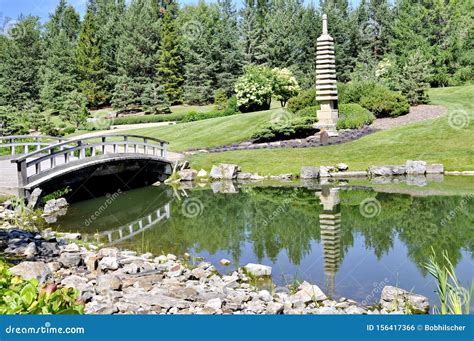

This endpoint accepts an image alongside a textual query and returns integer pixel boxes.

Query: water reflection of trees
[131,186,473,273]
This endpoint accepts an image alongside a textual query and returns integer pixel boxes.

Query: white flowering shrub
[235,65,274,112]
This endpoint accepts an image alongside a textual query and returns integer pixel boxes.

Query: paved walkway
[370,105,447,130]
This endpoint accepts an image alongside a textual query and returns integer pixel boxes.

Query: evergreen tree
[241,0,267,65]
[112,0,167,112]
[61,90,90,128]
[213,0,244,96]
[394,50,431,105]
[0,16,43,109]
[40,1,80,112]
[75,8,107,108]
[157,0,184,104]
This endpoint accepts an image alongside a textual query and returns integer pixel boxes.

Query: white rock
[258,290,273,302]
[166,254,177,261]
[205,298,222,309]
[337,163,349,171]
[319,166,336,177]
[426,164,444,174]
[244,263,272,277]
[220,258,231,266]
[98,256,119,271]
[197,169,208,178]
[405,160,427,175]
[178,169,197,181]
[300,166,319,179]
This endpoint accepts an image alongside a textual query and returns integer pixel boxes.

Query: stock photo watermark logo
[5,321,85,335]
[262,192,297,226]
[359,198,382,218]
[90,112,115,130]
[181,197,204,218]
[440,194,472,227]
[84,189,122,226]
[182,20,203,42]
[448,109,470,130]
[270,109,293,125]
[361,277,390,306]
[1,13,26,40]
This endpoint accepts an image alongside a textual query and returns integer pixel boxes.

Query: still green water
[53,178,474,307]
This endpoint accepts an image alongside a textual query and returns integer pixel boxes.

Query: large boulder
[210,164,240,180]
[405,160,427,175]
[244,263,272,277]
[178,169,197,181]
[426,164,444,174]
[380,286,429,313]
[288,281,327,304]
[368,165,406,176]
[300,166,319,179]
[9,261,52,284]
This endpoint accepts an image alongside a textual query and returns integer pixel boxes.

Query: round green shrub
[62,126,76,135]
[251,117,317,143]
[295,105,320,117]
[287,89,316,113]
[360,88,409,117]
[338,81,377,104]
[337,104,375,129]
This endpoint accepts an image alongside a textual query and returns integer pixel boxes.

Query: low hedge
[295,105,320,117]
[360,87,409,118]
[337,103,375,129]
[287,89,317,113]
[112,112,188,125]
[251,116,318,143]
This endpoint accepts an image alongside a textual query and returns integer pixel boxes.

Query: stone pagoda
[316,14,339,136]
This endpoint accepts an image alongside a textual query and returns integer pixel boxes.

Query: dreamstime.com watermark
[361,277,389,306]
[359,197,382,218]
[84,189,122,226]
[4,322,85,335]
[262,192,298,226]
[440,193,472,227]
[181,197,204,218]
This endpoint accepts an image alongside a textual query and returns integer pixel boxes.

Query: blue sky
[0,0,335,23]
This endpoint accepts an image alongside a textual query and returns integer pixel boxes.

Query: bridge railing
[11,134,168,189]
[0,135,65,157]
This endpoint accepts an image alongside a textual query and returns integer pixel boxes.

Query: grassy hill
[187,85,473,174]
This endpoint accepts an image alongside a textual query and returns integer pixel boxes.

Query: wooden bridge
[0,134,173,199]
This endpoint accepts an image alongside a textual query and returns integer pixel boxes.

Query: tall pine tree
[76,7,107,108]
[157,0,184,104]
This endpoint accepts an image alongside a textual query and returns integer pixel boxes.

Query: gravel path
[370,105,447,130]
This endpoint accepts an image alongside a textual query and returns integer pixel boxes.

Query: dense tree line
[0,0,472,133]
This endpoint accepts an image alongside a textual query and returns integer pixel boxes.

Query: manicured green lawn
[188,85,474,174]
[124,109,276,151]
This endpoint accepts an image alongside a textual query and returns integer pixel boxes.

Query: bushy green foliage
[295,105,320,118]
[287,89,316,114]
[214,89,228,110]
[338,82,376,104]
[337,104,375,129]
[251,116,317,143]
[183,98,239,122]
[0,261,84,314]
[60,90,89,128]
[112,112,188,126]
[360,87,409,118]
[272,68,300,107]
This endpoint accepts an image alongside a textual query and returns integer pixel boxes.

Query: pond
[52,177,474,308]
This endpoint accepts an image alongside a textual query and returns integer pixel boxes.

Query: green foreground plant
[424,249,473,314]
[0,261,84,314]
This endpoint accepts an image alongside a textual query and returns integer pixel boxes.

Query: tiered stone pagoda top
[316,14,338,102]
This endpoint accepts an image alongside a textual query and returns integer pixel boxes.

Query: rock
[9,261,51,284]
[250,174,265,181]
[98,247,120,258]
[289,281,327,304]
[426,163,444,174]
[197,169,208,178]
[300,166,319,179]
[84,254,99,272]
[23,242,37,258]
[58,252,82,268]
[60,233,82,240]
[380,286,429,313]
[27,188,42,209]
[155,255,168,263]
[62,243,80,252]
[244,263,272,277]
[405,160,427,175]
[220,258,231,266]
[337,163,349,171]
[61,275,88,289]
[319,166,336,177]
[258,290,272,302]
[47,261,61,272]
[237,172,253,180]
[167,264,184,277]
[368,165,406,176]
[406,175,427,187]
[97,274,122,291]
[278,173,293,181]
[98,257,119,271]
[178,169,197,181]
[317,306,339,314]
[345,306,367,314]
[123,290,190,309]
[266,302,284,314]
[205,298,222,309]
[43,198,68,215]
[166,254,177,261]
[330,171,367,178]
[209,165,223,179]
[320,130,329,145]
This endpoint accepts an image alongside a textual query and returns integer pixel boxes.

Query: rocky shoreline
[1,201,431,315]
